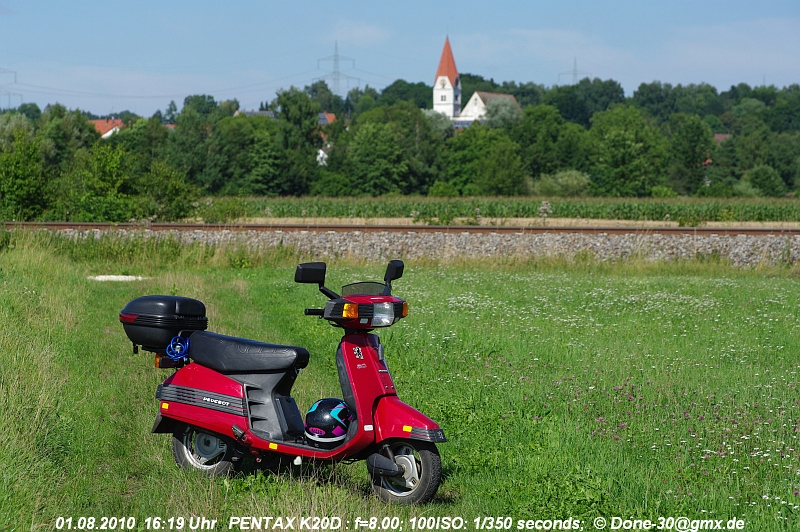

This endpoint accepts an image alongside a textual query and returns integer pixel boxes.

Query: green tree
[305,80,345,115]
[666,114,714,194]
[500,81,545,108]
[345,86,380,117]
[204,115,284,195]
[38,104,100,171]
[135,160,198,221]
[734,123,770,171]
[106,116,169,177]
[507,105,589,179]
[765,86,800,132]
[765,132,800,189]
[272,87,323,195]
[484,98,522,129]
[542,84,591,127]
[574,77,626,117]
[589,105,668,196]
[732,98,766,123]
[442,124,526,196]
[379,79,432,109]
[473,135,527,195]
[217,99,240,118]
[342,122,409,195]
[48,144,133,221]
[0,113,34,151]
[165,107,215,190]
[0,131,45,220]
[183,94,218,116]
[699,138,741,197]
[743,164,786,197]
[354,101,444,194]
[164,101,178,124]
[422,109,455,138]
[672,83,724,117]
[16,102,41,123]
[632,81,676,123]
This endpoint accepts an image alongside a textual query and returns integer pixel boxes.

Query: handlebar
[304,308,324,316]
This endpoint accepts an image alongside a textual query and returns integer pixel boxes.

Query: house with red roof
[89,118,124,139]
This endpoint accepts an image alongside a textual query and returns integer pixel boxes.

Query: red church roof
[435,37,459,86]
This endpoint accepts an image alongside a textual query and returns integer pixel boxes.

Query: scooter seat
[188,331,309,372]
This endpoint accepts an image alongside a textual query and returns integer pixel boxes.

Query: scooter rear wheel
[369,439,441,504]
[172,424,236,477]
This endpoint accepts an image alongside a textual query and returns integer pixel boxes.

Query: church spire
[435,36,459,86]
[433,37,462,119]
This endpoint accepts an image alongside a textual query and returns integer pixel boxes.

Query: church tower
[433,37,461,118]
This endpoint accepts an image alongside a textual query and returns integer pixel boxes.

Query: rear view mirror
[384,260,404,283]
[295,262,327,285]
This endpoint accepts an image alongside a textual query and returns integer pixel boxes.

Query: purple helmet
[304,398,352,449]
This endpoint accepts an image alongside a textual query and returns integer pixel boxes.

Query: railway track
[5,221,800,236]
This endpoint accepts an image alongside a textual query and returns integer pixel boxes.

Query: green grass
[1,232,799,530]
[196,196,800,225]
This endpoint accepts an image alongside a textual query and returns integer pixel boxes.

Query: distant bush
[744,165,787,197]
[134,160,199,221]
[427,181,459,197]
[532,170,591,197]
[651,185,678,198]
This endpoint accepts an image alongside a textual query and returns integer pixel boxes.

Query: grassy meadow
[1,231,799,530]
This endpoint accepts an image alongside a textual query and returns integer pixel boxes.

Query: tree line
[0,75,799,221]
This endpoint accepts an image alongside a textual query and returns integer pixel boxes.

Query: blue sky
[0,1,798,116]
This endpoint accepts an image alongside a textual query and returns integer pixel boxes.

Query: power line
[315,42,359,96]
[0,67,22,108]
[558,57,591,85]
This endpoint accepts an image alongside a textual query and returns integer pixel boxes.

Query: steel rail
[5,221,800,236]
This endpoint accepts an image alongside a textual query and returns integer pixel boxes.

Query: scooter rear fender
[373,395,446,443]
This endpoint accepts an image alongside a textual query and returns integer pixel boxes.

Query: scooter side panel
[167,363,245,397]
[373,396,447,443]
[156,363,248,439]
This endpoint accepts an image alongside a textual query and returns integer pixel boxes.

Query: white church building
[433,37,519,126]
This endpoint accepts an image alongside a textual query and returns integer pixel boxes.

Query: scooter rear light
[401,302,408,317]
[119,312,138,323]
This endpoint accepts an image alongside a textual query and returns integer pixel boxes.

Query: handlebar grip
[304,308,324,316]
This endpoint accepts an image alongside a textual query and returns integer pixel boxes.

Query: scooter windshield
[341,282,386,296]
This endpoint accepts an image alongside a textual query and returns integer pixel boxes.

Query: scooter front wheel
[172,424,237,477]
[369,439,441,504]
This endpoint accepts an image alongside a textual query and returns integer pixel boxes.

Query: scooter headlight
[324,298,408,328]
[371,302,394,327]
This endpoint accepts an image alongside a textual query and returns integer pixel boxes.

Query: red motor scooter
[119,260,445,504]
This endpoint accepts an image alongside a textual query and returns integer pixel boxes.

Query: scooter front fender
[373,396,446,443]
